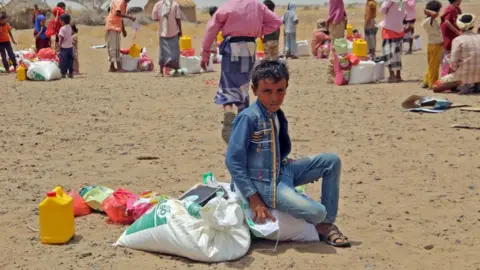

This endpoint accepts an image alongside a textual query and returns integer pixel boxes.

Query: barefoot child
[0,11,17,73]
[152,0,182,76]
[226,60,351,248]
[263,0,280,61]
[200,0,282,143]
[283,3,299,59]
[34,15,51,51]
[421,0,443,89]
[72,24,79,74]
[58,14,74,78]
[380,0,405,83]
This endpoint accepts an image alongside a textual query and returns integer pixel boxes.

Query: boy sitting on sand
[226,61,351,248]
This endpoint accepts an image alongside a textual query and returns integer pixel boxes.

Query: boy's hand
[249,193,276,224]
[12,40,17,45]
[122,28,127,38]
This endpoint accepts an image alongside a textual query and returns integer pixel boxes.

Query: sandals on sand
[221,111,236,144]
[319,224,352,248]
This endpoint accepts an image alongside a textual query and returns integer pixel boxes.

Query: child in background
[34,14,51,51]
[421,0,443,89]
[209,7,218,63]
[0,11,17,73]
[72,24,79,75]
[381,0,405,83]
[352,29,363,39]
[440,0,462,60]
[52,2,66,54]
[403,0,417,54]
[364,0,377,57]
[263,0,280,61]
[58,14,74,78]
[311,19,330,57]
[283,3,299,59]
[326,0,347,84]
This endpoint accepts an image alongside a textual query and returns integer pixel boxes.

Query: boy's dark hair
[57,2,66,9]
[263,0,275,12]
[71,24,78,33]
[0,11,7,20]
[60,14,71,24]
[448,0,458,4]
[353,29,359,33]
[209,6,217,17]
[426,0,442,13]
[252,61,289,89]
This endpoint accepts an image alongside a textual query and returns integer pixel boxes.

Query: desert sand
[1,3,480,270]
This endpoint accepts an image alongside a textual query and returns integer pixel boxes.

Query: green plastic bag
[79,186,114,211]
[333,38,348,55]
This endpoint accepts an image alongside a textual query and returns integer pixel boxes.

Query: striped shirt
[450,31,480,85]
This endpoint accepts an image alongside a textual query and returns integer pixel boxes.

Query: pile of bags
[120,44,154,72]
[72,172,321,263]
[4,47,62,81]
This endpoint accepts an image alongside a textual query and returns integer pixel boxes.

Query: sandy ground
[1,4,480,270]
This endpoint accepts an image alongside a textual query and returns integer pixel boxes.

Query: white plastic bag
[114,197,250,263]
[120,55,139,72]
[26,61,61,81]
[403,36,422,52]
[296,40,309,56]
[349,60,375,85]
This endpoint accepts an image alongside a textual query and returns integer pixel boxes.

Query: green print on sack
[125,201,170,235]
[32,71,46,81]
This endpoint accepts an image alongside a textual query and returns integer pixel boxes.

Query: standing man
[105,0,135,72]
[326,0,347,84]
[403,0,417,54]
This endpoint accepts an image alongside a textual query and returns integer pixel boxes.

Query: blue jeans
[276,153,341,225]
[59,47,74,75]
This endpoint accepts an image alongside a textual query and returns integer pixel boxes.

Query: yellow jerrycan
[129,44,142,58]
[346,24,353,37]
[39,186,75,244]
[256,38,264,52]
[180,35,193,51]
[16,66,26,81]
[353,39,368,58]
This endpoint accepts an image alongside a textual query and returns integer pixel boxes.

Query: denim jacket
[226,101,291,208]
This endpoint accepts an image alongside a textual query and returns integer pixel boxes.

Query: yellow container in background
[256,38,264,52]
[353,39,368,57]
[217,32,224,43]
[346,24,353,37]
[179,35,193,51]
[16,66,26,81]
[39,186,75,244]
[129,44,142,58]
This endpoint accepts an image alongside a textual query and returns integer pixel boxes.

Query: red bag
[46,7,65,38]
[68,189,92,217]
[102,188,138,224]
[120,48,130,55]
[37,48,57,62]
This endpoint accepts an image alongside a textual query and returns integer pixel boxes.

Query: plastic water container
[180,35,192,51]
[296,40,310,56]
[373,61,385,81]
[39,186,75,244]
[16,66,26,81]
[256,38,264,52]
[129,44,141,58]
[121,55,140,72]
[217,32,224,43]
[333,38,349,55]
[346,24,353,37]
[349,60,376,85]
[353,39,368,58]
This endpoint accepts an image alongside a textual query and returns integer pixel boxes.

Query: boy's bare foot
[61,74,66,78]
[387,76,396,83]
[68,74,74,78]
[317,223,351,248]
[396,76,404,83]
[221,111,236,144]
[421,83,429,89]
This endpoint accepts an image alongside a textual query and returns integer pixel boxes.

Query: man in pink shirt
[152,0,182,76]
[403,0,417,54]
[200,0,282,144]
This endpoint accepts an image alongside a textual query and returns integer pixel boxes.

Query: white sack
[26,61,61,81]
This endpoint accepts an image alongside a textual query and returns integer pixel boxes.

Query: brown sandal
[319,224,351,248]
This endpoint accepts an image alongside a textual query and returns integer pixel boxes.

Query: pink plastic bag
[126,191,162,220]
[333,52,351,86]
[441,53,451,77]
[102,188,138,224]
[138,54,154,72]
